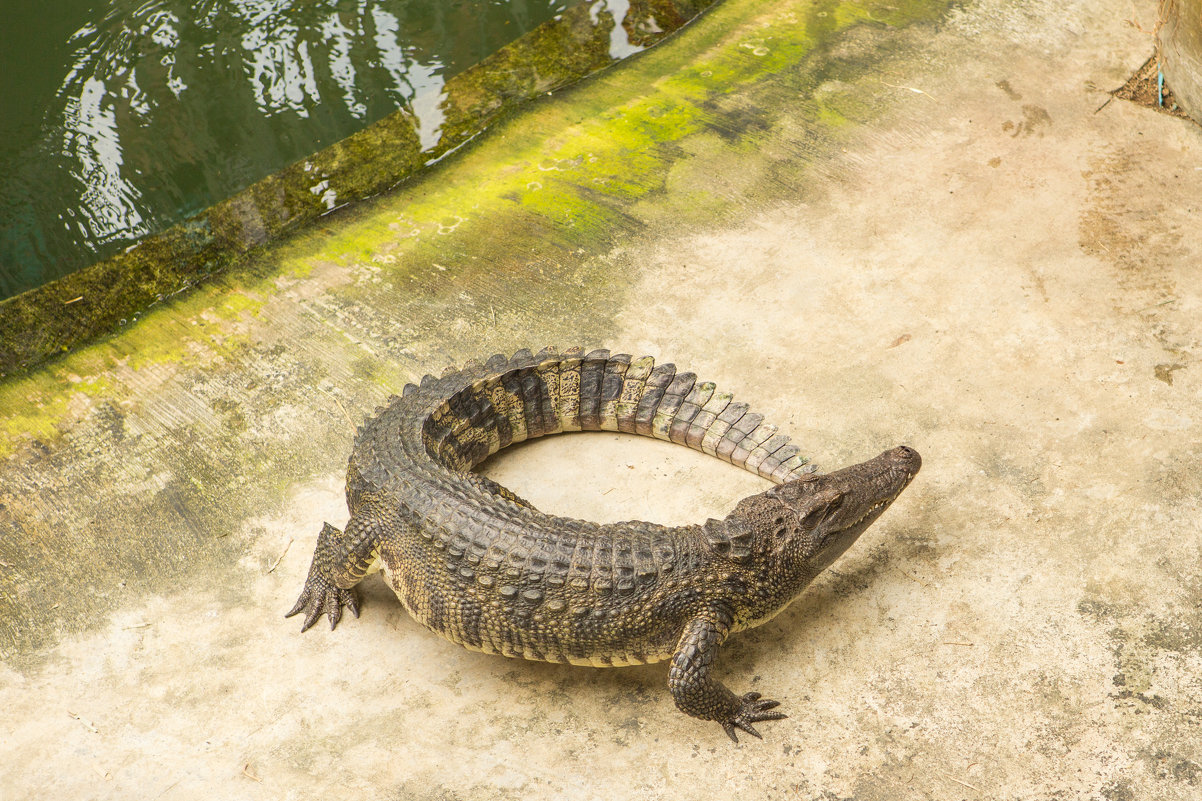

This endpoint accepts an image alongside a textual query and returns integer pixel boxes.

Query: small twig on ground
[939,771,981,792]
[880,80,937,101]
[318,387,356,431]
[64,296,84,305]
[122,622,152,630]
[242,764,262,782]
[893,566,930,587]
[267,539,294,574]
[1135,298,1177,313]
[68,711,99,733]
[332,396,355,430]
[153,779,181,799]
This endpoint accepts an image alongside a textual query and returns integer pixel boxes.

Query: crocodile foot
[722,692,787,743]
[286,568,360,632]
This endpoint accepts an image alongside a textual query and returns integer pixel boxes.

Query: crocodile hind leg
[286,517,382,631]
[668,608,788,743]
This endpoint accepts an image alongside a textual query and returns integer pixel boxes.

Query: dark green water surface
[0,0,580,299]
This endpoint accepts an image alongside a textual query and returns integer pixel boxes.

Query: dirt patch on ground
[1111,54,1199,122]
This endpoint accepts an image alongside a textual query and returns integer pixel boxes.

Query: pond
[0,0,582,300]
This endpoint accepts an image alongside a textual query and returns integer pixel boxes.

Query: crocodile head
[726,445,921,604]
[770,445,922,575]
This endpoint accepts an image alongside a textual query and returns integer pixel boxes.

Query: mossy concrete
[2,0,1200,798]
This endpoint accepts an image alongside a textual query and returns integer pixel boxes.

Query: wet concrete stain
[1154,362,1187,384]
[1001,103,1052,136]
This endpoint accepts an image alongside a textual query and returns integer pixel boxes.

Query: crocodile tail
[420,347,816,483]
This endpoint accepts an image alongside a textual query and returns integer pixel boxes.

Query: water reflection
[0,0,576,299]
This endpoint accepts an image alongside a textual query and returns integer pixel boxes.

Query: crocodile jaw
[803,445,922,573]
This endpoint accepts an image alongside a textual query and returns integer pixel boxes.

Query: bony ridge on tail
[288,347,921,742]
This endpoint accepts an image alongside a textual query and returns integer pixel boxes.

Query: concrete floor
[2,0,1200,798]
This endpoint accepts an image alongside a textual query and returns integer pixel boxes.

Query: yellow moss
[0,391,69,454]
[0,374,112,459]
[0,286,267,456]
[117,289,261,370]
[218,290,265,317]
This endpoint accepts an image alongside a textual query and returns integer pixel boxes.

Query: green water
[0,0,579,300]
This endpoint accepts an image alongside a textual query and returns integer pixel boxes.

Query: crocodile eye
[799,491,845,532]
[799,506,825,531]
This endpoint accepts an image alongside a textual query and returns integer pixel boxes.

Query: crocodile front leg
[668,608,788,743]
[286,518,381,631]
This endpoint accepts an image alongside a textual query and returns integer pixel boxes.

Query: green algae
[0,281,268,458]
[0,377,107,457]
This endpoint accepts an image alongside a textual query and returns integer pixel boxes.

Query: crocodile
[288,346,921,742]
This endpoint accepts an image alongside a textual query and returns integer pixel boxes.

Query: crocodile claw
[286,572,360,632]
[722,692,787,743]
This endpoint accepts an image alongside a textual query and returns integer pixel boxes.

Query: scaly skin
[288,347,921,742]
